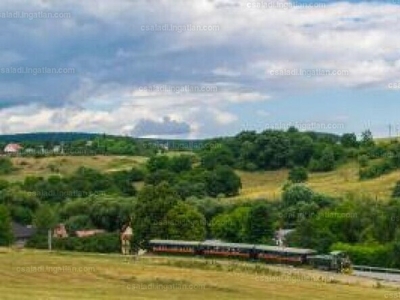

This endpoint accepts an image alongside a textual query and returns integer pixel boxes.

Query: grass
[0,249,397,299]
[237,161,399,201]
[1,156,148,181]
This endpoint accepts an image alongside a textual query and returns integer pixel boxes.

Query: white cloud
[1,0,400,136]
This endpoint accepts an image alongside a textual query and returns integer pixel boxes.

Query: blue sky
[0,0,399,138]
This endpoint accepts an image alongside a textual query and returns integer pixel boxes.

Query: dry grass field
[237,162,399,201]
[1,156,147,181]
[0,249,397,300]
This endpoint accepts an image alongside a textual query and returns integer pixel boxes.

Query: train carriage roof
[201,241,255,249]
[255,245,317,255]
[149,239,201,246]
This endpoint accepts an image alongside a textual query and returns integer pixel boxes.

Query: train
[148,239,352,274]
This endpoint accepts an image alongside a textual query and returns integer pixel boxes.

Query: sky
[0,0,400,139]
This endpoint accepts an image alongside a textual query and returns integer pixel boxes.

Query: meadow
[0,248,397,300]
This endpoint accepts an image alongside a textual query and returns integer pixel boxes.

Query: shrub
[27,233,121,253]
[288,167,308,183]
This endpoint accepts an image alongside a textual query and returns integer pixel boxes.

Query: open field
[237,162,399,201]
[1,156,147,181]
[0,249,397,300]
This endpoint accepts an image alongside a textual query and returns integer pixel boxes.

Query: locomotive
[148,239,352,273]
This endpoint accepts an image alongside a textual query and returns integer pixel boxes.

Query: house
[4,143,23,154]
[12,222,36,247]
[53,145,62,154]
[274,228,295,247]
[53,224,69,238]
[75,229,105,238]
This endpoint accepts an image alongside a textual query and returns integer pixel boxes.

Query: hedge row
[26,233,121,254]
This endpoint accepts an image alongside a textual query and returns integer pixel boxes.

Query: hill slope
[0,155,398,200]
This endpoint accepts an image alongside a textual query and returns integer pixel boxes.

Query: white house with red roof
[4,143,23,154]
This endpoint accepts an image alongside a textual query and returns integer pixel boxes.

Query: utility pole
[389,124,392,139]
[48,229,52,252]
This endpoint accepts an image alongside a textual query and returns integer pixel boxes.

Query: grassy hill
[1,156,147,182]
[0,249,397,300]
[237,161,399,201]
[1,155,399,200]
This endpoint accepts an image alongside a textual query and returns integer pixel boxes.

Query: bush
[331,242,392,267]
[358,155,369,168]
[0,158,13,175]
[359,159,394,180]
[392,181,400,198]
[288,167,308,183]
[27,233,121,253]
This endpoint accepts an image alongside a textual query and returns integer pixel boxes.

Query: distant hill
[0,132,100,143]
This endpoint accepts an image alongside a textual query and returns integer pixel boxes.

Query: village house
[75,229,106,238]
[12,222,36,248]
[53,224,69,238]
[4,143,23,154]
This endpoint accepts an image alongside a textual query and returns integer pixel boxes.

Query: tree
[309,147,335,172]
[169,155,193,173]
[393,181,400,198]
[361,130,375,147]
[132,182,179,247]
[163,202,206,241]
[211,207,250,243]
[288,167,308,183]
[200,145,235,170]
[245,202,274,244]
[341,133,358,148]
[282,184,314,207]
[0,205,13,246]
[33,204,58,233]
[205,165,242,197]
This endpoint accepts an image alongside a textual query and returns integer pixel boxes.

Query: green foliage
[245,202,274,244]
[60,195,135,232]
[358,155,369,168]
[27,233,120,253]
[64,215,94,234]
[361,130,375,147]
[359,159,394,180]
[0,205,13,246]
[163,202,206,241]
[204,165,242,197]
[33,204,58,232]
[0,158,13,175]
[282,184,314,207]
[309,147,335,172]
[132,183,179,247]
[341,133,358,148]
[200,145,235,170]
[332,242,392,267]
[288,167,308,183]
[0,186,40,225]
[393,181,400,198]
[211,206,250,243]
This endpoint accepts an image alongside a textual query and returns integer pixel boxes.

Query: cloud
[0,0,399,137]
[131,116,191,137]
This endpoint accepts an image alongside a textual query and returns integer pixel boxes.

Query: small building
[53,224,69,238]
[12,222,36,247]
[4,143,23,154]
[274,229,295,247]
[53,145,62,154]
[75,229,105,238]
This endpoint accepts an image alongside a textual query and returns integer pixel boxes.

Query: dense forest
[1,127,400,268]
